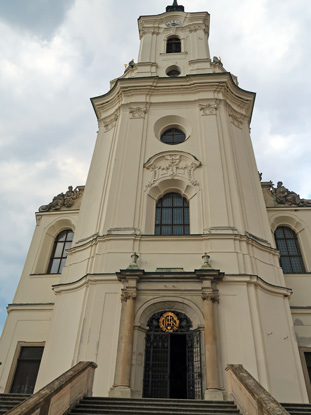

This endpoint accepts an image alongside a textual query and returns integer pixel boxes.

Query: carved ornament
[139,28,160,39]
[202,292,220,303]
[39,186,82,212]
[101,111,119,132]
[129,107,147,119]
[121,292,137,302]
[199,101,220,116]
[159,312,179,333]
[270,181,311,207]
[228,108,245,129]
[144,151,201,189]
[187,24,209,34]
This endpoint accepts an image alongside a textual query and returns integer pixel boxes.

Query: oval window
[160,128,186,145]
[167,69,180,77]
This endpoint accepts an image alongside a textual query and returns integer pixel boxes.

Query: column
[119,292,136,388]
[202,292,223,400]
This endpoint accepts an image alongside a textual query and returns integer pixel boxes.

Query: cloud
[0,0,75,39]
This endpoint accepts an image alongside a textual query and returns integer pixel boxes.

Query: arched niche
[32,217,76,274]
[269,213,310,272]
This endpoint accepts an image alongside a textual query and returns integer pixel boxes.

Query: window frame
[47,229,74,274]
[166,37,181,53]
[274,226,305,274]
[299,348,311,402]
[5,342,45,393]
[155,192,190,236]
[160,128,186,145]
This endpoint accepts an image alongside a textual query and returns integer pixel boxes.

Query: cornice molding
[91,74,255,121]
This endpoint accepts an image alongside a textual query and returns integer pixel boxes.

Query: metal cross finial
[202,252,211,268]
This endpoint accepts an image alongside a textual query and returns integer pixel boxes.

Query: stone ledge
[6,361,97,415]
[226,364,289,415]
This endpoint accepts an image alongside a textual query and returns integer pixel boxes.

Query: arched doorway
[142,311,202,399]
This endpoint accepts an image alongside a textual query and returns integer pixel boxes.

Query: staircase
[0,394,30,415]
[68,397,240,415]
[282,403,311,415]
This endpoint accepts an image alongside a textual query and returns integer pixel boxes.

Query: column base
[204,389,224,401]
[109,386,132,398]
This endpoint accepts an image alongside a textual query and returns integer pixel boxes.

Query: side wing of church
[1,1,311,403]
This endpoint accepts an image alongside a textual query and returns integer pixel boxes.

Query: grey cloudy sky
[0,0,311,334]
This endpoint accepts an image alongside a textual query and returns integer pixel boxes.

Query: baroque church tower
[0,1,309,403]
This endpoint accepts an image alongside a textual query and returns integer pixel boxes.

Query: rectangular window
[10,346,44,394]
[300,348,311,402]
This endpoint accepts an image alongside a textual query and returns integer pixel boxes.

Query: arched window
[161,128,186,145]
[155,193,189,235]
[274,226,305,273]
[166,37,181,53]
[48,229,74,274]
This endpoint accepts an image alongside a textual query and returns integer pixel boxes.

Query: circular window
[161,128,186,145]
[166,65,181,77]
[167,69,180,77]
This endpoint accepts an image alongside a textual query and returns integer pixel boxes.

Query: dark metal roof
[166,0,184,12]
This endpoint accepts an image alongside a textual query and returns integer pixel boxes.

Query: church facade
[1,2,311,403]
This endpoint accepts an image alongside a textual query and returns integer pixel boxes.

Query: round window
[160,128,186,145]
[167,69,180,77]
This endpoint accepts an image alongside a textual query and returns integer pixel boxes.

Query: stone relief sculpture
[270,181,311,207]
[144,151,201,189]
[39,186,82,212]
[129,107,147,119]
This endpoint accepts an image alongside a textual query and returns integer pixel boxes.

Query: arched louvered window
[48,229,74,274]
[166,37,181,53]
[155,193,189,235]
[274,226,305,273]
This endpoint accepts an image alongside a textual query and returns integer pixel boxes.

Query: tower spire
[166,0,184,12]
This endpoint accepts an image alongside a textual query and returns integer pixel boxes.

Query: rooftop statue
[271,181,311,207]
[39,186,82,212]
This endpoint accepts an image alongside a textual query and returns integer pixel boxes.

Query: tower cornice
[91,72,255,123]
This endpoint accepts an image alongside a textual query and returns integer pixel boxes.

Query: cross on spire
[166,0,184,12]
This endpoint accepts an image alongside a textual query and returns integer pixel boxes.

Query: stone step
[281,404,311,415]
[85,397,236,406]
[74,403,239,412]
[70,410,237,415]
[0,394,31,414]
[69,397,240,415]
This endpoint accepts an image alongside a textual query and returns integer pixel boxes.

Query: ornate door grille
[143,311,202,399]
[186,330,202,399]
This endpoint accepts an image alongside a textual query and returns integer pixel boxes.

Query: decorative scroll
[270,181,311,207]
[39,186,82,212]
[144,151,201,189]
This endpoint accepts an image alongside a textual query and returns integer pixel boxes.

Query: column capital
[121,292,137,302]
[202,292,220,303]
